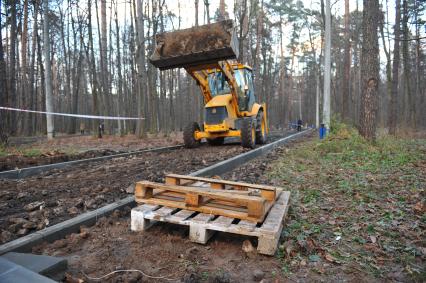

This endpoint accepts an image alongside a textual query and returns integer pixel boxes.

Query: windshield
[207,70,246,96]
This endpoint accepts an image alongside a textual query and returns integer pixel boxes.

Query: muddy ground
[0,149,128,172]
[1,133,182,172]
[31,130,425,283]
[0,144,249,244]
[27,136,310,283]
[0,131,293,245]
[31,141,306,283]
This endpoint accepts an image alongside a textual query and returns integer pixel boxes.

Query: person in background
[80,122,85,135]
[98,123,103,138]
[297,119,303,132]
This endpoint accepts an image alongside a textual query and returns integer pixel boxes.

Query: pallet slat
[131,189,291,255]
[135,179,278,223]
[168,209,195,223]
[166,174,281,192]
[212,216,234,227]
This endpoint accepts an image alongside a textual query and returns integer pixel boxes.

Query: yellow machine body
[186,61,269,142]
[149,20,268,148]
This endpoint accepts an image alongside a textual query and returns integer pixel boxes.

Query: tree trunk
[388,0,401,135]
[115,3,124,136]
[100,0,111,133]
[323,0,331,129]
[26,0,39,135]
[379,0,392,131]
[195,0,199,26]
[0,3,8,142]
[204,0,210,24]
[253,0,263,100]
[43,0,55,139]
[359,0,379,141]
[402,0,413,127]
[414,0,423,128]
[88,0,100,136]
[136,0,147,137]
[8,1,17,135]
[19,0,29,134]
[342,0,350,121]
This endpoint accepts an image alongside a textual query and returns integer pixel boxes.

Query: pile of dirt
[155,20,234,58]
[150,20,237,69]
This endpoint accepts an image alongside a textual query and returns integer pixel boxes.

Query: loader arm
[217,60,242,117]
[185,67,213,103]
[185,60,242,117]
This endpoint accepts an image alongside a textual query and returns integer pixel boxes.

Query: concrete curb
[0,145,183,179]
[0,129,313,255]
[190,129,312,177]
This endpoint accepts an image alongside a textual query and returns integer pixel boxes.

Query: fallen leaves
[324,253,336,263]
[413,201,425,214]
[270,132,425,280]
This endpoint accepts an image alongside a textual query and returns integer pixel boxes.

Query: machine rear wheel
[241,118,256,148]
[183,122,201,148]
[207,137,225,146]
[256,111,267,144]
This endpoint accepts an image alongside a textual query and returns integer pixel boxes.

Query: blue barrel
[319,124,327,139]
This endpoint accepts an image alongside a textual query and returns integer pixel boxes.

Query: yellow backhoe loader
[150,20,268,148]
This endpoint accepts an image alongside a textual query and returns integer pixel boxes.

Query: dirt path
[0,130,294,245]
[1,131,287,172]
[1,133,182,172]
[30,134,313,283]
[0,144,249,245]
[31,131,425,282]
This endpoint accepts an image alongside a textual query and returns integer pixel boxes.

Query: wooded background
[0,0,425,140]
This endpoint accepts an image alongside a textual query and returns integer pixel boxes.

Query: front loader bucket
[150,20,239,70]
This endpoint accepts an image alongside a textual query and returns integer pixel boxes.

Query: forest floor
[0,133,182,171]
[30,125,425,282]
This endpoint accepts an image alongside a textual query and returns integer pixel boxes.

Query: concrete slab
[0,257,56,283]
[190,129,312,177]
[2,252,67,281]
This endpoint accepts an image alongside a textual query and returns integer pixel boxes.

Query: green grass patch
[21,148,43,157]
[267,121,425,280]
[0,144,7,157]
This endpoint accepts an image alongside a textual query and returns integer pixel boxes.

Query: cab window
[207,72,230,96]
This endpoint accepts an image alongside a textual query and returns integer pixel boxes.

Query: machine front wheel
[241,118,256,148]
[183,122,201,148]
[256,111,267,144]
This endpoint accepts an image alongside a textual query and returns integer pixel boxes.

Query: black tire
[255,111,267,144]
[241,118,256,148]
[207,137,225,146]
[183,122,201,148]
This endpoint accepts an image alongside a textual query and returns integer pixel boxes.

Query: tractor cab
[207,66,255,112]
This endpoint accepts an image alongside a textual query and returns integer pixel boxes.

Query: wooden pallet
[131,191,290,255]
[134,174,282,223]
